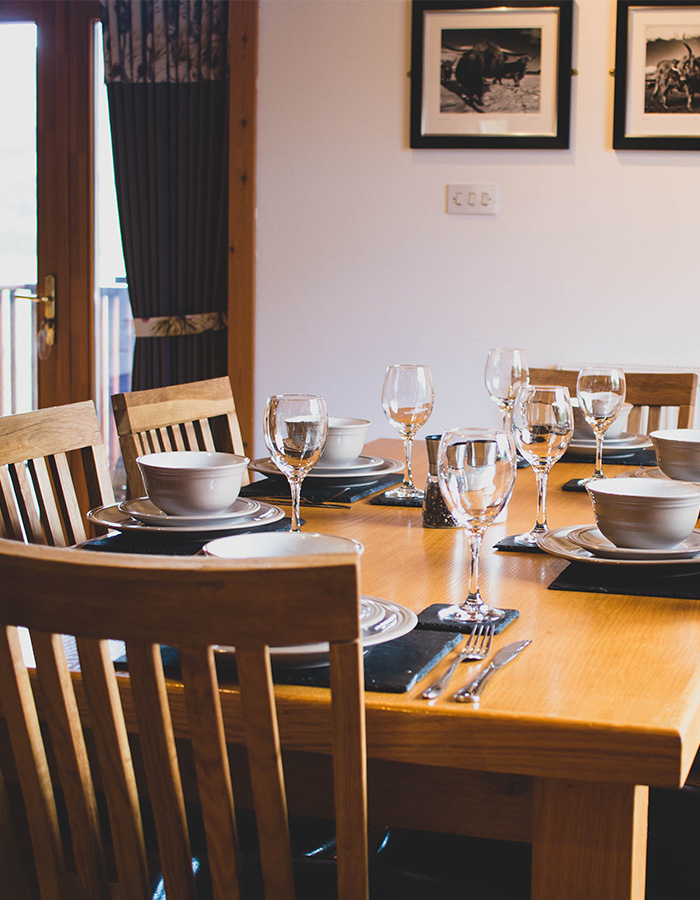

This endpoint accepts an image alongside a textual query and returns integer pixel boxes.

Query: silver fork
[421,623,495,700]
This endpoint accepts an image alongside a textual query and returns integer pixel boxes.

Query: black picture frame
[410,0,573,149]
[613,0,700,150]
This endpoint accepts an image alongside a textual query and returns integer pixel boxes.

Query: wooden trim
[228,1,257,457]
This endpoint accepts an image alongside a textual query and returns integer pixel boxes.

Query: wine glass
[576,366,627,481]
[263,394,328,532]
[512,384,573,547]
[381,364,434,500]
[485,348,529,432]
[437,428,517,623]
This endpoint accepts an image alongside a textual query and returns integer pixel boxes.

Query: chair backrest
[0,401,114,546]
[528,368,698,433]
[111,377,249,499]
[0,539,368,900]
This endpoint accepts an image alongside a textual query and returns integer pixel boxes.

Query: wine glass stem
[289,478,303,532]
[501,406,513,433]
[402,435,415,490]
[533,468,550,534]
[466,528,483,602]
[594,432,605,478]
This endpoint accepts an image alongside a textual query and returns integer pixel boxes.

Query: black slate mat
[369,492,423,508]
[493,535,544,553]
[417,605,519,634]
[561,448,656,467]
[549,561,700,600]
[114,629,461,694]
[81,516,295,555]
[240,474,402,504]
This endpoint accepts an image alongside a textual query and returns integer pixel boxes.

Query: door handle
[14,274,56,359]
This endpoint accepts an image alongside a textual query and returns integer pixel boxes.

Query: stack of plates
[566,433,653,459]
[249,455,403,486]
[538,525,700,565]
[87,496,285,536]
[214,596,417,668]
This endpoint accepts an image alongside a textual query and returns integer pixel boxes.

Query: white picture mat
[421,7,560,137]
[626,5,700,138]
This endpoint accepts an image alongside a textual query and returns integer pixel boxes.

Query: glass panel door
[0,21,37,414]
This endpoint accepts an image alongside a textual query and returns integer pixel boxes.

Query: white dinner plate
[119,496,260,527]
[214,597,417,668]
[538,525,700,567]
[249,456,403,484]
[565,434,653,459]
[87,500,284,535]
[567,525,700,561]
[360,595,388,630]
[313,455,384,473]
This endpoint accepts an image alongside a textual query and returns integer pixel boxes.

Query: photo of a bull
[649,40,700,111]
[451,41,530,110]
[678,41,700,109]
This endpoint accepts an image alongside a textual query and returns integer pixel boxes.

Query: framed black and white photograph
[409,0,573,149]
[613,0,700,149]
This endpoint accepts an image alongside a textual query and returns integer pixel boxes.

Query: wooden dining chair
[111,377,249,499]
[528,367,698,433]
[0,401,114,546]
[0,538,367,900]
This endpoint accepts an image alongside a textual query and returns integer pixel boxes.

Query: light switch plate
[447,184,499,215]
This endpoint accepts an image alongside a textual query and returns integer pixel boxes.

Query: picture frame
[409,0,573,149]
[613,0,700,150]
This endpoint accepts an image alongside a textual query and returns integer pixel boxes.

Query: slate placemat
[369,492,423,508]
[240,474,402,504]
[493,535,544,553]
[561,447,656,467]
[114,629,461,694]
[417,605,519,634]
[81,515,295,555]
[548,561,700,600]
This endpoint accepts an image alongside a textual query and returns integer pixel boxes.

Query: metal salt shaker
[422,435,459,528]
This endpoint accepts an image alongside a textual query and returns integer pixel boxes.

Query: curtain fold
[101,1,229,390]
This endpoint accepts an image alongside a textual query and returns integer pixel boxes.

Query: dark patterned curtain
[100,0,229,389]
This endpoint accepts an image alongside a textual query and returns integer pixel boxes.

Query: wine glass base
[512,530,546,548]
[437,604,505,625]
[384,485,424,501]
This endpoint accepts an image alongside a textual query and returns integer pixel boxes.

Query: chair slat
[180,645,242,900]
[76,637,151,899]
[236,646,296,900]
[126,640,196,900]
[0,763,34,900]
[32,631,109,900]
[0,466,26,540]
[49,454,88,546]
[12,461,49,544]
[0,626,67,900]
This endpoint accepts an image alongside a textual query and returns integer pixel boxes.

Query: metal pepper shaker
[422,435,459,528]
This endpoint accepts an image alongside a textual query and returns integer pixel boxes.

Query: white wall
[255,0,700,454]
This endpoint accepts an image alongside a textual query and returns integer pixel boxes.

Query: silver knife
[453,639,531,704]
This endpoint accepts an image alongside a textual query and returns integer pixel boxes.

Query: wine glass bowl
[512,384,573,546]
[485,348,529,431]
[437,428,517,623]
[576,366,627,481]
[381,364,434,500]
[263,394,328,532]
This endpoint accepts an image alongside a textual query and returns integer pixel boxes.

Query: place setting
[86,449,288,550]
[540,446,700,597]
[245,408,403,507]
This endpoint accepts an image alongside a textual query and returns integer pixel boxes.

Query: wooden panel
[227,2,257,456]
[531,779,648,900]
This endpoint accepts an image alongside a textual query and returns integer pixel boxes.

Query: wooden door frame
[228,1,257,456]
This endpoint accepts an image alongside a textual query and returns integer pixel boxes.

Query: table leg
[531,778,648,900]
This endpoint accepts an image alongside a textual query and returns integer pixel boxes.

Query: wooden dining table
[246,437,700,900]
[10,436,700,900]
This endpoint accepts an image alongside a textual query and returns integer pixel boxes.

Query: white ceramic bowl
[586,477,700,549]
[572,399,632,440]
[136,451,249,517]
[650,429,700,482]
[203,531,364,559]
[318,417,370,466]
